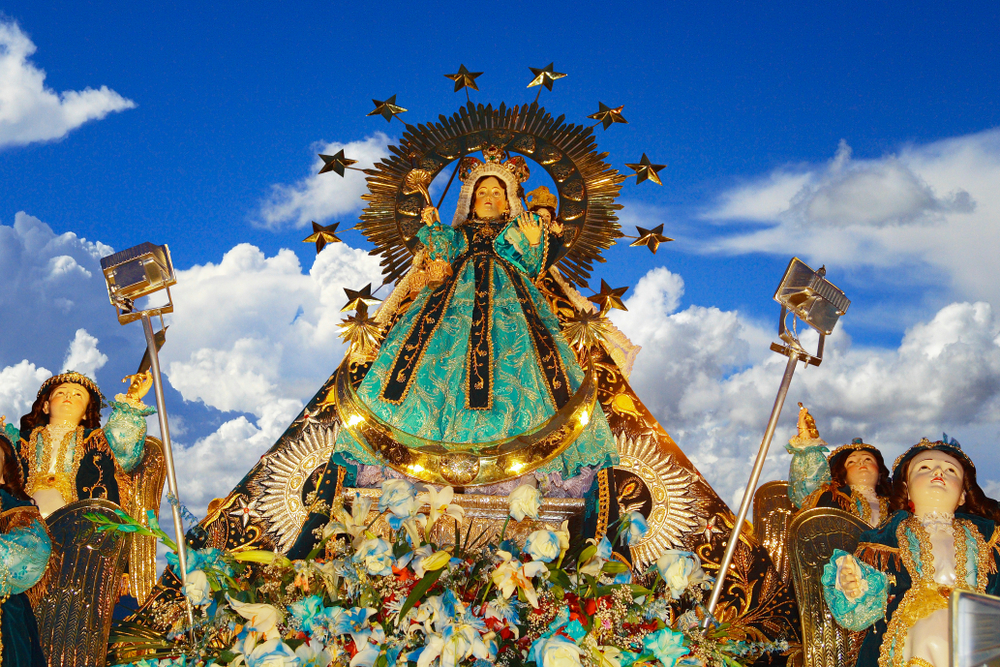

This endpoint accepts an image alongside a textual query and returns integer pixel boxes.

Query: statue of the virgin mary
[327,146,618,487]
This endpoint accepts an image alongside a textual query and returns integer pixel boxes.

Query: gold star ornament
[527,63,567,91]
[587,102,628,130]
[342,284,382,312]
[303,221,342,253]
[318,149,358,176]
[625,154,666,186]
[588,279,629,314]
[629,224,673,254]
[338,303,384,358]
[367,95,407,123]
[445,64,483,92]
[563,308,616,352]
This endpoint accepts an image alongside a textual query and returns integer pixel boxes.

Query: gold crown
[36,371,106,406]
[458,146,530,184]
[526,185,557,211]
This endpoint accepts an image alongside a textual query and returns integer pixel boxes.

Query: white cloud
[0,20,135,148]
[61,328,108,376]
[254,134,392,230]
[702,129,1000,307]
[0,360,50,430]
[163,241,383,414]
[0,212,119,374]
[611,266,1000,509]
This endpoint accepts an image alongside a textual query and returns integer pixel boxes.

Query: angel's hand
[516,212,542,246]
[836,555,865,600]
[421,206,441,227]
[123,371,153,401]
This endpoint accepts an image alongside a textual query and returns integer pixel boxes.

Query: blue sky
[3,1,1000,514]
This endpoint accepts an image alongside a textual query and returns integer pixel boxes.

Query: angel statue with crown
[327,147,618,485]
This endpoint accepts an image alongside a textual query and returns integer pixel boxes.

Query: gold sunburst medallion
[248,423,338,551]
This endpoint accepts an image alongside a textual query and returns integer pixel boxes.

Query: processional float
[98,67,808,663]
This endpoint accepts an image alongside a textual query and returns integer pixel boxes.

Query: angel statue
[822,438,1000,667]
[4,370,166,603]
[290,147,621,554]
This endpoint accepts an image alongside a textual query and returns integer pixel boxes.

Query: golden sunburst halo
[614,432,702,570]
[247,423,338,551]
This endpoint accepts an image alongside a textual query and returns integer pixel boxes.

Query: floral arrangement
[98,481,786,667]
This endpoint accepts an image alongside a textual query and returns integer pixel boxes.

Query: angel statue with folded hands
[822,437,1000,667]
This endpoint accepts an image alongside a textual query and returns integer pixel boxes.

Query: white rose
[182,569,211,607]
[533,636,583,667]
[508,484,542,522]
[524,530,561,563]
[655,550,702,599]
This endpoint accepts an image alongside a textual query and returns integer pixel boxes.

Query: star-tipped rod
[318,149,362,177]
[527,63,567,103]
[587,102,628,130]
[341,284,382,312]
[445,64,483,102]
[624,154,666,186]
[628,225,673,254]
[303,222,343,254]
[367,95,407,123]
[587,279,629,315]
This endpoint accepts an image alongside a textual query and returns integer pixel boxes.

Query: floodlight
[952,590,1000,667]
[705,257,851,625]
[774,257,850,336]
[100,242,176,323]
[100,242,192,627]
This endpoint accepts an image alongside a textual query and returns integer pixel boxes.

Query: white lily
[491,550,548,608]
[419,485,465,539]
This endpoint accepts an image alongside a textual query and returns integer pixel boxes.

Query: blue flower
[378,479,418,519]
[643,627,689,667]
[596,535,613,560]
[624,511,648,545]
[353,537,394,576]
[331,606,376,647]
[288,595,326,634]
[525,530,561,563]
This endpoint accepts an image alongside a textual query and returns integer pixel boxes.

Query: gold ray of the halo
[356,101,626,286]
[334,357,598,486]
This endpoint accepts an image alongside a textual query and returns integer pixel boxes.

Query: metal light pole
[100,243,194,627]
[703,258,850,624]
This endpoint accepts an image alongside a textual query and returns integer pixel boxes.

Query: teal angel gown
[0,489,50,666]
[330,214,619,479]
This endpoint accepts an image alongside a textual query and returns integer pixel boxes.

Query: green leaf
[397,568,444,622]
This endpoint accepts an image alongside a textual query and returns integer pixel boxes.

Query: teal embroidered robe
[0,489,50,666]
[822,510,1000,667]
[331,215,619,479]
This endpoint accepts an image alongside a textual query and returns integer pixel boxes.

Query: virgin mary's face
[44,381,91,427]
[473,177,508,218]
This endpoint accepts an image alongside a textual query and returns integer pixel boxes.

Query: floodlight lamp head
[101,242,177,324]
[774,257,850,336]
